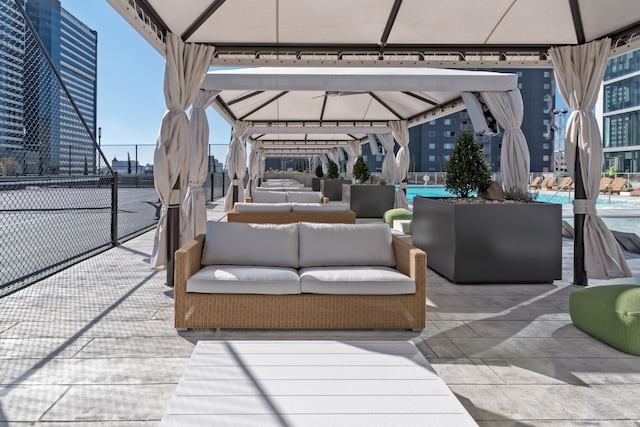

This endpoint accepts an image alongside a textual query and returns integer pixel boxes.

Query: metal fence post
[111,172,118,246]
[210,173,215,201]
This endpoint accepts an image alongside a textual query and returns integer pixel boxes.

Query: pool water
[404,185,635,206]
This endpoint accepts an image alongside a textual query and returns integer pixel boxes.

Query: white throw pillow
[287,191,322,203]
[252,191,288,203]
[202,222,299,268]
[298,222,395,267]
[234,202,292,213]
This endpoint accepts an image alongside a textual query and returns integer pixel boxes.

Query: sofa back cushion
[298,222,395,267]
[252,191,288,203]
[287,191,323,203]
[290,202,350,212]
[202,222,299,268]
[234,202,292,213]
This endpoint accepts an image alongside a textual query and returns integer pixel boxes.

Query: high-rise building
[600,48,640,173]
[25,0,97,175]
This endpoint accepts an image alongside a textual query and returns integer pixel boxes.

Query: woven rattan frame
[174,234,426,330]
[227,210,356,224]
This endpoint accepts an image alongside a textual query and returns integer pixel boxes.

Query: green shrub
[352,155,371,183]
[314,164,324,178]
[327,160,340,179]
[444,131,491,198]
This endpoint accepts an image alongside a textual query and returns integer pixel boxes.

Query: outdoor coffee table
[160,340,477,426]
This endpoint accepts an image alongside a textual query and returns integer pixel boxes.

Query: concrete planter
[342,184,396,218]
[412,197,562,284]
[311,177,321,192]
[321,179,351,201]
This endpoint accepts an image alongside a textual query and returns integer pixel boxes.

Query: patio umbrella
[549,38,631,281]
[377,133,396,184]
[182,89,220,244]
[150,33,213,272]
[391,120,410,208]
[223,121,250,212]
[480,90,530,193]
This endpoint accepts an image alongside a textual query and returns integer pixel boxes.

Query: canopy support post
[166,176,180,287]
[573,154,587,286]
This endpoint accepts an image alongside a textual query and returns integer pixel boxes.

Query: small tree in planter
[327,160,340,179]
[352,155,371,183]
[444,131,491,198]
[315,164,324,178]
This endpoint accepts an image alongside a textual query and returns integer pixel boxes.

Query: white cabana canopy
[106,0,640,68]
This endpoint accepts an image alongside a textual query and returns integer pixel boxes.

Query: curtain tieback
[573,199,597,215]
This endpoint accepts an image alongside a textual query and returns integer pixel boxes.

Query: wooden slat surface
[160,341,478,427]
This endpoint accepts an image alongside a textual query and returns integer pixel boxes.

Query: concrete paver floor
[1,201,639,426]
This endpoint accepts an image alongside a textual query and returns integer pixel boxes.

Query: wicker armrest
[392,234,427,307]
[174,234,205,296]
[322,197,330,203]
[245,197,252,203]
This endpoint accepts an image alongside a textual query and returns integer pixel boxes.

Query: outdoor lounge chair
[552,176,573,190]
[529,176,542,189]
[540,176,557,190]
[600,177,627,194]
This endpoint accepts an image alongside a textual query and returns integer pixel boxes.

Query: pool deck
[1,198,639,426]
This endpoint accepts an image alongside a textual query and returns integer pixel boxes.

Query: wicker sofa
[228,202,356,224]
[174,222,426,330]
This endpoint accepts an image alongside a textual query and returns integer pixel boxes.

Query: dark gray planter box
[311,177,321,192]
[412,197,562,284]
[321,179,351,201]
[342,184,396,218]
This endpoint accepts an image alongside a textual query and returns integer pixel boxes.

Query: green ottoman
[569,285,640,355]
[383,208,413,234]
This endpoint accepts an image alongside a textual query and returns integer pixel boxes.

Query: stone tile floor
[1,201,639,426]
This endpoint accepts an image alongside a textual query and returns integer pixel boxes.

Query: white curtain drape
[259,148,266,181]
[390,120,410,208]
[480,90,530,192]
[344,140,361,180]
[377,133,396,184]
[223,121,250,212]
[150,33,213,269]
[246,140,263,196]
[367,134,380,156]
[182,89,220,244]
[321,153,329,174]
[549,38,631,279]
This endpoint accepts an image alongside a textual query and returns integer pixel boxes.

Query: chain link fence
[0,2,229,297]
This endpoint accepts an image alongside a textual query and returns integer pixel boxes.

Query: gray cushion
[234,202,292,213]
[299,266,415,294]
[187,265,301,294]
[298,222,395,267]
[287,191,323,203]
[202,222,299,268]
[252,191,288,203]
[291,202,350,212]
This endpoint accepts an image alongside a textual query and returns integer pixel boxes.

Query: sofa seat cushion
[299,266,415,295]
[252,191,288,203]
[234,202,291,213]
[299,222,395,267]
[291,202,350,212]
[187,265,301,294]
[202,222,299,268]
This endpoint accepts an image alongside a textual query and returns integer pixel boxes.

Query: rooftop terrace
[1,199,639,426]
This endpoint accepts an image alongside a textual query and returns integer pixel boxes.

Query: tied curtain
[223,121,250,212]
[344,140,361,180]
[377,133,396,184]
[549,38,631,279]
[246,140,264,197]
[480,90,530,193]
[390,120,410,208]
[150,33,213,269]
[182,89,219,244]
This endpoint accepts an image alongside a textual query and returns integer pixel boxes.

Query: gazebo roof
[106,0,640,68]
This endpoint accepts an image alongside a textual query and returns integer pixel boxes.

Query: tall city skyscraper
[600,48,640,173]
[0,0,96,175]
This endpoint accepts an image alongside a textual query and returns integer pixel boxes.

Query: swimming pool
[404,185,636,206]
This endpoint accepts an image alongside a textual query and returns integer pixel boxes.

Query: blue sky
[62,0,232,167]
